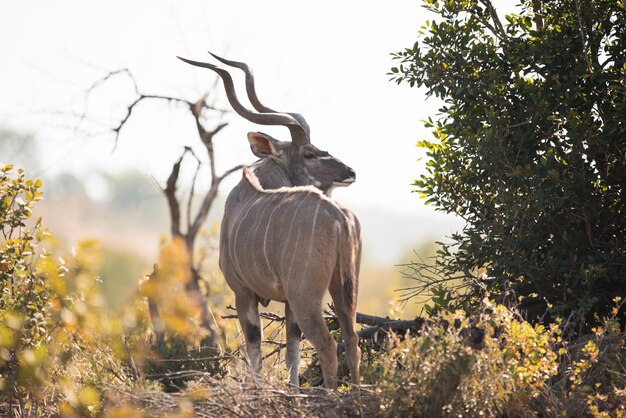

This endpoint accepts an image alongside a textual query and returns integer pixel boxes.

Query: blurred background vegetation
[1,0,625,416]
[0,127,436,318]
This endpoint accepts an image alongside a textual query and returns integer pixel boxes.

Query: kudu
[178,53,362,389]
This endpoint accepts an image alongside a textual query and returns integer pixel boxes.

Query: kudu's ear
[247,132,283,159]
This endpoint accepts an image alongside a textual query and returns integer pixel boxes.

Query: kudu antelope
[178,53,362,389]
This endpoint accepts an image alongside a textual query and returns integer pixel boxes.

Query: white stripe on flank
[279,193,310,278]
[232,195,262,281]
[286,226,302,282]
[303,201,322,274]
[263,198,283,278]
[229,193,257,271]
[247,196,274,276]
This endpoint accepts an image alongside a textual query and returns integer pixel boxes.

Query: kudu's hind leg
[235,292,262,376]
[285,302,302,387]
[330,272,361,387]
[290,302,338,389]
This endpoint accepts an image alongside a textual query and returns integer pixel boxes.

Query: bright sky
[0,0,468,263]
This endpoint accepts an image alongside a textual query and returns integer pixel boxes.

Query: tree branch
[184,148,203,236]
[187,164,244,242]
[223,308,429,342]
[479,0,507,40]
[147,264,165,346]
[81,67,239,347]
[358,318,427,340]
[81,68,228,148]
[111,94,195,149]
[163,148,189,238]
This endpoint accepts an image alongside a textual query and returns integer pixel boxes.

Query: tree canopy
[392,0,625,324]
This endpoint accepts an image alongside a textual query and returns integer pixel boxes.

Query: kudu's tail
[339,213,361,313]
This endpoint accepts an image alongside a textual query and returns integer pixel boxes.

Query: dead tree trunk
[159,96,242,347]
[85,70,243,348]
[146,264,165,347]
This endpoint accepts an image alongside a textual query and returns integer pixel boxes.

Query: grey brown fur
[179,53,362,389]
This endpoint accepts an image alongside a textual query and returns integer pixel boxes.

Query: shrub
[392,0,626,327]
[543,298,626,417]
[375,301,559,417]
[0,165,148,415]
[0,164,51,404]
[0,165,232,415]
[146,337,226,392]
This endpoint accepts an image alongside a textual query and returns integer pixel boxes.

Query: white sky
[0,0,470,263]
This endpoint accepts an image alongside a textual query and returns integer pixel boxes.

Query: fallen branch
[357,318,426,340]
[224,306,285,323]
[223,308,428,342]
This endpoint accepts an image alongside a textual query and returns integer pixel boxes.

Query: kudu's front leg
[236,293,262,375]
[285,302,302,387]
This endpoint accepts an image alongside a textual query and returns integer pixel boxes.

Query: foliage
[373,300,560,417]
[141,240,228,392]
[146,338,226,392]
[0,164,47,400]
[0,164,151,415]
[3,164,626,416]
[0,165,226,416]
[542,298,626,417]
[392,0,626,324]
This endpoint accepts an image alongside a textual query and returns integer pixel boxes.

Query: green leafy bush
[0,165,231,415]
[1,165,50,399]
[374,301,559,417]
[146,337,226,392]
[3,164,625,417]
[0,165,149,415]
[543,298,626,417]
[392,0,626,326]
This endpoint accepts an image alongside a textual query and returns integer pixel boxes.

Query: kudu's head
[177,53,356,194]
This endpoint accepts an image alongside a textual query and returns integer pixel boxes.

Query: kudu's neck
[252,159,301,190]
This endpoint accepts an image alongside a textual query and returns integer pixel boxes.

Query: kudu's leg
[285,302,302,387]
[329,269,361,388]
[235,292,262,375]
[290,301,338,389]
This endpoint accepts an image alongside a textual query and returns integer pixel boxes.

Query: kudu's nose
[341,166,356,184]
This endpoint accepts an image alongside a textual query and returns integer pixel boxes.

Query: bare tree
[84,69,243,347]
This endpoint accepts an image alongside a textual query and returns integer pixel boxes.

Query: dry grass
[103,372,379,417]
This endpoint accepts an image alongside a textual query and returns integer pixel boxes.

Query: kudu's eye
[303,152,316,160]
